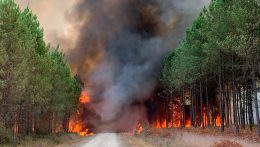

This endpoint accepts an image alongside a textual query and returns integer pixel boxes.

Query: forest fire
[69,121,94,136]
[136,123,143,134]
[69,90,94,136]
[79,90,90,103]
[151,108,221,129]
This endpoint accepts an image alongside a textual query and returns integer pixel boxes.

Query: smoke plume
[64,0,209,131]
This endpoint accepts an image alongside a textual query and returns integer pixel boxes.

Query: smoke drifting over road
[65,0,209,131]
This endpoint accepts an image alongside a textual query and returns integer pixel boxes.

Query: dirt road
[80,133,120,147]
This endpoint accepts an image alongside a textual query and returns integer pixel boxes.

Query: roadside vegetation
[0,0,81,145]
[162,0,260,137]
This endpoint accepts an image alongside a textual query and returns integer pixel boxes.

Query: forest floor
[120,128,260,147]
[2,133,84,147]
[62,128,260,147]
[4,128,260,147]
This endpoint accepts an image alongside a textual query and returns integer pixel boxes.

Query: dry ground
[120,128,260,147]
[2,133,84,147]
[3,128,260,147]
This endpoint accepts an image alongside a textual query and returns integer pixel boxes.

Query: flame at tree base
[69,90,94,136]
[69,120,94,137]
[136,123,143,134]
[152,111,221,129]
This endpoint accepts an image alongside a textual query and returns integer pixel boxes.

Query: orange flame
[69,121,94,136]
[136,123,143,134]
[80,90,90,103]
[69,90,94,136]
[216,115,221,127]
[152,107,221,128]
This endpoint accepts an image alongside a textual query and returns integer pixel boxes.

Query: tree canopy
[162,0,260,136]
[0,0,81,142]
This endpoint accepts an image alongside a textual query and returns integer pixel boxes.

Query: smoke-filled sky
[15,0,74,43]
[16,0,210,132]
[15,0,210,49]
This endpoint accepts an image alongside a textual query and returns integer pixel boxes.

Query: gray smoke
[66,0,209,131]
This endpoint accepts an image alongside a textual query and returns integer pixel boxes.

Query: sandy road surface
[80,133,120,147]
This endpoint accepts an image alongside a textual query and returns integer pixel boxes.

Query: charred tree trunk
[200,81,204,128]
[160,114,163,128]
[194,85,198,128]
[206,77,210,127]
[179,94,183,128]
[212,95,216,127]
[183,86,186,127]
[190,84,195,127]
[165,98,169,129]
[171,90,174,128]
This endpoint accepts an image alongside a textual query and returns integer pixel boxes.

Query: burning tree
[69,89,99,136]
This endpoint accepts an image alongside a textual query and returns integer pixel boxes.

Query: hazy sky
[15,0,210,48]
[15,0,76,45]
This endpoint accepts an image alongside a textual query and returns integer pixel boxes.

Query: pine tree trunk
[226,82,230,127]
[190,84,194,127]
[212,96,216,127]
[237,87,241,126]
[160,115,163,128]
[219,63,224,132]
[206,78,210,127]
[194,85,197,128]
[183,86,186,127]
[240,83,246,129]
[179,90,183,127]
[252,70,260,137]
[239,86,245,129]
[232,54,239,134]
[165,98,169,128]
[194,83,197,127]
[171,90,174,128]
[180,89,183,127]
[200,81,204,128]
[249,89,254,130]
[245,87,249,126]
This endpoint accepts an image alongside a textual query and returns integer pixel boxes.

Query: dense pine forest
[162,0,260,137]
[0,0,81,143]
[1,0,260,146]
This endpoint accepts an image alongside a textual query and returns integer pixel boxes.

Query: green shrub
[0,122,18,145]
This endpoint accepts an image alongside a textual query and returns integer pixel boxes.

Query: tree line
[0,0,81,143]
[162,0,260,137]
